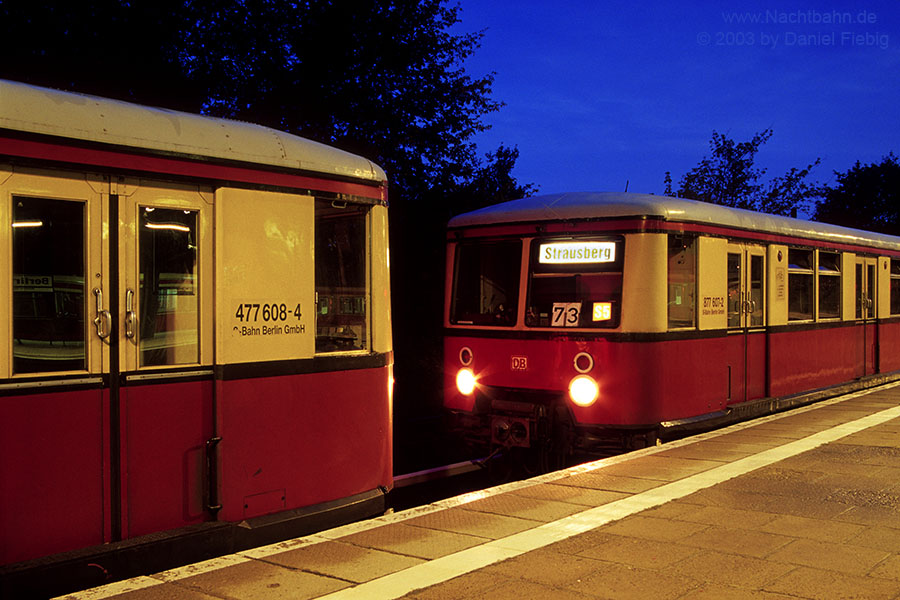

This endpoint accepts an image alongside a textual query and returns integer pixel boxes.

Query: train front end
[443,195,672,465]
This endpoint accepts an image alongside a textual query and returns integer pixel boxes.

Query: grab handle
[92,288,111,340]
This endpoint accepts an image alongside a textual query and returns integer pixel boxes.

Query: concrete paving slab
[554,471,664,493]
[570,532,703,569]
[759,514,866,543]
[677,524,795,558]
[402,506,539,539]
[105,582,222,600]
[563,559,700,600]
[847,525,900,553]
[174,559,348,600]
[665,503,781,530]
[767,537,892,576]
[599,514,710,542]
[765,566,900,599]
[663,548,795,589]
[597,455,723,482]
[457,491,585,522]
[509,481,629,507]
[870,554,900,581]
[480,547,609,588]
[402,570,509,600]
[263,540,424,583]
[338,522,488,560]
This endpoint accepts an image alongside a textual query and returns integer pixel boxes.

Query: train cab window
[139,207,199,366]
[526,237,623,328]
[12,197,86,373]
[667,235,696,329]
[891,259,900,316]
[315,201,369,352]
[787,248,814,321]
[450,240,521,326]
[818,251,841,319]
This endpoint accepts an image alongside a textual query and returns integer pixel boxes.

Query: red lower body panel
[216,367,392,522]
[445,322,900,430]
[0,389,107,565]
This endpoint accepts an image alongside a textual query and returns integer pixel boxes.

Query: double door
[855,257,878,377]
[726,244,766,404]
[3,170,213,563]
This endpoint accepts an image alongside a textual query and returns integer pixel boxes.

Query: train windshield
[450,240,522,326]
[526,236,624,328]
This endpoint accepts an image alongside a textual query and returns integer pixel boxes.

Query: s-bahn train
[0,80,392,596]
[444,192,900,469]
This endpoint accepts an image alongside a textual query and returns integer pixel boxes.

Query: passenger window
[450,240,521,326]
[526,237,623,328]
[892,259,900,316]
[787,248,814,321]
[12,197,86,373]
[667,235,696,329]
[139,207,199,366]
[315,201,369,352]
[817,251,841,319]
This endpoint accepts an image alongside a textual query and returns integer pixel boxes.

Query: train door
[855,256,878,377]
[1,169,108,564]
[113,181,214,539]
[726,244,766,404]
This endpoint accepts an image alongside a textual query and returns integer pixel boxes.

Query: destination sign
[538,241,616,264]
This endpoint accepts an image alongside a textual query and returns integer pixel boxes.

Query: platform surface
[62,384,900,600]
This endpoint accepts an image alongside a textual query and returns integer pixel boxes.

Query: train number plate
[511,355,528,371]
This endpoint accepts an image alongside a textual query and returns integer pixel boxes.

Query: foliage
[669,129,824,216]
[813,153,900,235]
[1,0,532,208]
[0,0,206,111]
[179,0,509,204]
[447,144,538,216]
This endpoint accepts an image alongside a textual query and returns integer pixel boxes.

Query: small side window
[315,201,369,352]
[891,259,900,316]
[817,251,841,320]
[788,248,814,321]
[667,235,696,329]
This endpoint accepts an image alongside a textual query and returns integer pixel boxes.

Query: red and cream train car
[444,192,900,466]
[0,80,392,595]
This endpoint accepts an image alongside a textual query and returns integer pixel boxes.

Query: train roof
[0,79,386,184]
[449,192,900,252]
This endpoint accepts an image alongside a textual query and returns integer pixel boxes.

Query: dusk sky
[454,1,899,205]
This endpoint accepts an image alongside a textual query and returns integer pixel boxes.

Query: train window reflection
[818,251,841,319]
[12,197,86,373]
[788,248,814,321]
[667,235,696,329]
[316,202,369,352]
[527,237,623,329]
[891,259,900,316]
[450,240,521,326]
[139,207,198,366]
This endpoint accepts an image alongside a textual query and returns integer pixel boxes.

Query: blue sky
[455,1,900,201]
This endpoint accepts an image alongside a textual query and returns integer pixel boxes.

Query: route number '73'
[551,302,581,327]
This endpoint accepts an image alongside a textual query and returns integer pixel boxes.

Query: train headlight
[456,368,477,396]
[569,375,599,407]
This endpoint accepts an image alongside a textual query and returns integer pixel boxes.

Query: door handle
[92,287,111,340]
[125,289,137,339]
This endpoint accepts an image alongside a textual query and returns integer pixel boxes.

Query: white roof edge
[0,79,386,184]
[448,192,900,252]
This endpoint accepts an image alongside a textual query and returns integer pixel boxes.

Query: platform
[61,384,900,600]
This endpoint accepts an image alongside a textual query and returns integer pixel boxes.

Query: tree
[813,153,900,235]
[179,0,508,205]
[671,129,824,216]
[0,0,206,111]
[447,144,538,216]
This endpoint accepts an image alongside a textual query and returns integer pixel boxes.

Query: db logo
[511,355,528,371]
